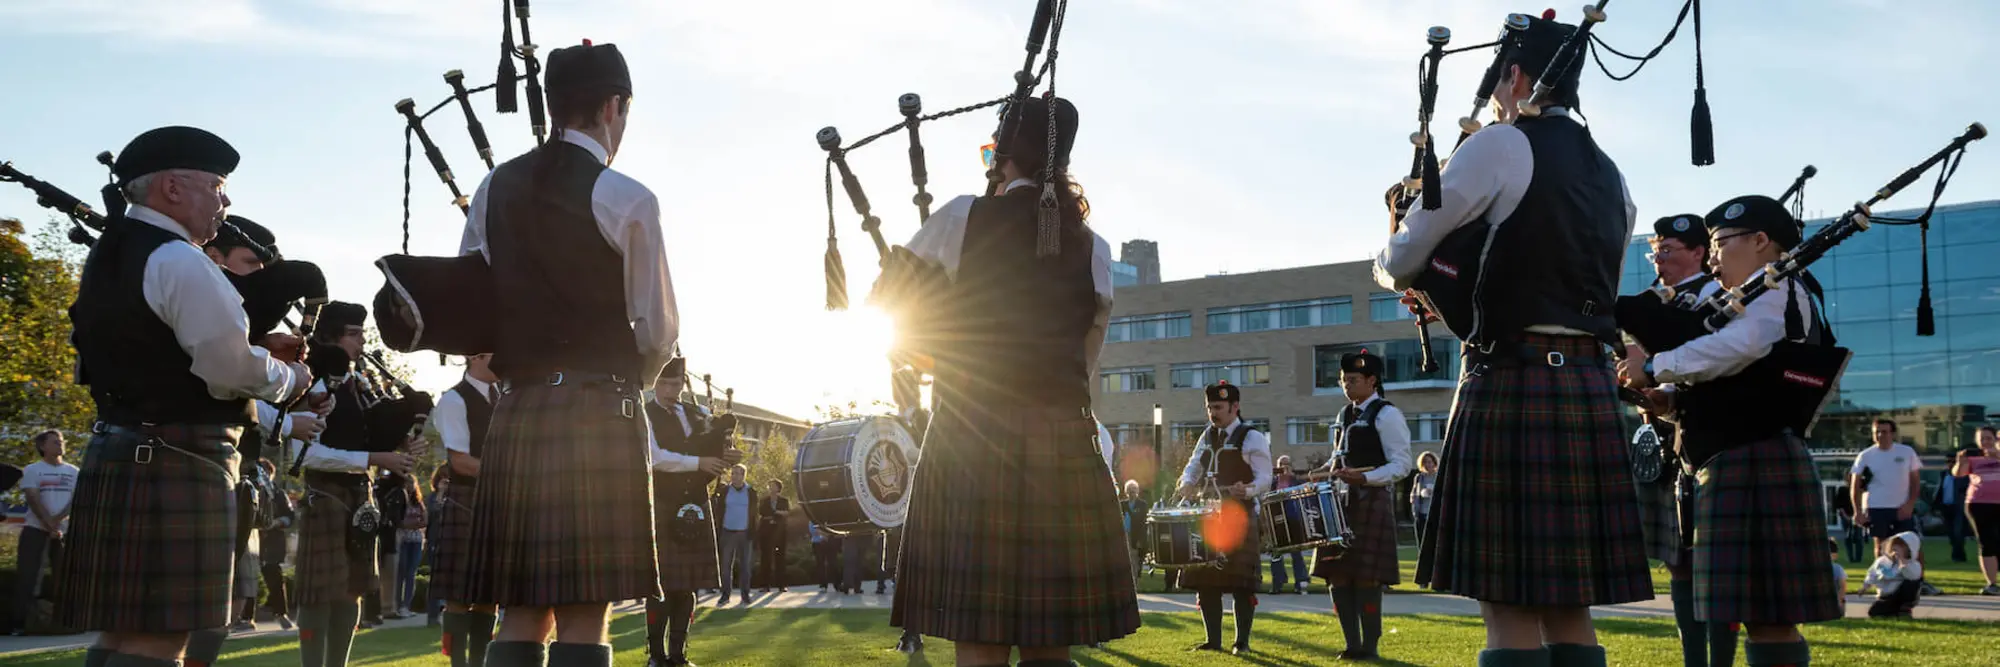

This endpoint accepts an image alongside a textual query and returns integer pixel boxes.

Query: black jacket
[758,496,791,543]
[711,483,760,534]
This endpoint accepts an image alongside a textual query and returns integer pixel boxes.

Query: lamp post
[1152,403,1164,501]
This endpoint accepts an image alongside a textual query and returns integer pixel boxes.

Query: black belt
[87,422,238,470]
[1463,338,1609,373]
[499,370,642,419]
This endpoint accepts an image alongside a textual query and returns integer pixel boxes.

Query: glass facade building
[1621,199,2000,454]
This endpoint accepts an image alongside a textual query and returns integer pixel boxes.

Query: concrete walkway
[7,589,1998,657]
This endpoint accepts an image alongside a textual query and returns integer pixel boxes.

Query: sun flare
[807,305,900,414]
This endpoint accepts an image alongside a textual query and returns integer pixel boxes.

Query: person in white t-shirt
[1851,419,1924,559]
[11,430,78,635]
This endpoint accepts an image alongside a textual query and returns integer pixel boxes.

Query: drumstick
[1304,466,1377,482]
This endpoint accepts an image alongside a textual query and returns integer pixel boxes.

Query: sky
[2,0,1996,419]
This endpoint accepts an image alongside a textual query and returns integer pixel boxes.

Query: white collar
[1353,394,1383,411]
[1670,272,1709,288]
[559,129,611,164]
[462,373,495,397]
[1002,177,1037,193]
[123,205,194,242]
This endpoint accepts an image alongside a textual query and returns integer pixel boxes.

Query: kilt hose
[1312,484,1400,585]
[653,473,720,593]
[426,480,479,602]
[1692,432,1844,626]
[1415,335,1654,607]
[1179,497,1263,593]
[54,423,243,633]
[295,471,377,605]
[891,405,1140,647]
[1636,470,1688,567]
[464,379,661,607]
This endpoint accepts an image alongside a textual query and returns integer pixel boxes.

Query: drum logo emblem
[865,439,911,504]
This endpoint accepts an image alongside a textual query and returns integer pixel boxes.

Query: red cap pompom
[1542,8,1556,19]
[582,38,593,46]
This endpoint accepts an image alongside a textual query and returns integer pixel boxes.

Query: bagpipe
[818,0,1071,378]
[1617,123,1984,465]
[374,0,553,359]
[1387,2,1714,345]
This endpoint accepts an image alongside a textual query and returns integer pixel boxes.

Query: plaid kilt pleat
[1636,470,1687,566]
[1692,432,1844,625]
[54,424,242,632]
[653,473,720,593]
[1312,485,1399,585]
[1179,498,1263,592]
[427,481,478,602]
[464,381,660,606]
[1414,336,1654,606]
[891,405,1140,646]
[295,472,377,605]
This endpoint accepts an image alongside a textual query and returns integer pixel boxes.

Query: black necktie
[487,384,499,405]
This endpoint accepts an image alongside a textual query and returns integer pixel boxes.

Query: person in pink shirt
[1952,425,2000,595]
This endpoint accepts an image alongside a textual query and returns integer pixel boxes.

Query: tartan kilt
[1692,432,1844,625]
[1179,497,1263,593]
[295,471,378,605]
[1313,485,1399,585]
[653,473,720,593]
[464,380,660,606]
[891,405,1140,647]
[1636,469,1687,566]
[54,424,242,632]
[1414,335,1654,606]
[427,480,479,602]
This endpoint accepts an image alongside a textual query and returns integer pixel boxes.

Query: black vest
[1665,274,1716,310]
[446,379,493,484]
[648,399,712,494]
[485,141,640,380]
[70,220,255,425]
[1642,273,1715,476]
[1420,116,1628,345]
[1193,423,1257,487]
[1336,398,1394,469]
[931,188,1097,410]
[1676,279,1838,463]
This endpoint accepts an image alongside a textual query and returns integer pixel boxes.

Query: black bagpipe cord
[1865,146,1969,336]
[1583,0,1711,165]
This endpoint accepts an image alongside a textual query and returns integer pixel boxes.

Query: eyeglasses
[980,141,997,169]
[1644,245,1688,262]
[1712,231,1758,248]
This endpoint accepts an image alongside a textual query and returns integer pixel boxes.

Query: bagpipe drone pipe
[372,0,557,359]
[1388,2,1716,347]
[1616,123,1984,466]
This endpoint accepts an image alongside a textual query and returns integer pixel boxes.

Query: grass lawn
[1145,538,1996,597]
[9,609,1997,666]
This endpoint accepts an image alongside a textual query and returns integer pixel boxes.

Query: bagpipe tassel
[1691,86,1715,166]
[495,0,519,113]
[1420,137,1442,210]
[825,237,849,311]
[1035,182,1061,258]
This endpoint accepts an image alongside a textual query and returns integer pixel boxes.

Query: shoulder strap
[1361,399,1393,426]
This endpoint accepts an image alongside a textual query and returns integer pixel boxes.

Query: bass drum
[793,415,919,535]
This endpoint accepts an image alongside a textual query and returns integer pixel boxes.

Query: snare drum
[1257,481,1353,556]
[793,415,919,535]
[1146,503,1221,569]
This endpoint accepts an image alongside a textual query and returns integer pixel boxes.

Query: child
[1863,531,1924,618]
[1829,539,1848,600]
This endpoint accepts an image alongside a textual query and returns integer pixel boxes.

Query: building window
[1242,417,1271,433]
[1106,423,1146,445]
[1169,421,1207,446]
[1369,292,1415,322]
[1314,339,1458,388]
[1410,412,1448,442]
[1171,359,1271,388]
[1099,366,1156,393]
[1207,297,1353,335]
[1287,416,1335,445]
[1107,311,1192,343]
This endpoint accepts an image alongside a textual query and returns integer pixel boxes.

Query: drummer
[1174,381,1272,655]
[1311,350,1412,661]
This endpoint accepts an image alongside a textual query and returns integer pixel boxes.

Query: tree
[0,217,90,467]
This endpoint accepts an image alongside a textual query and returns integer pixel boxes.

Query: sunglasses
[981,141,997,169]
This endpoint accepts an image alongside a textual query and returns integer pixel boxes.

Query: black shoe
[1232,643,1251,655]
[718,595,731,605]
[1188,642,1223,652]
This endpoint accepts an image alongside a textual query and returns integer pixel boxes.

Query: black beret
[212,215,279,263]
[1204,381,1239,404]
[545,41,632,100]
[1342,351,1384,376]
[1651,214,1708,250]
[995,95,1079,172]
[664,356,686,377]
[1705,195,1802,249]
[1501,12,1583,97]
[320,301,368,333]
[112,126,240,186]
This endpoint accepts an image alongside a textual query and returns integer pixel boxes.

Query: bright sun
[807,305,899,412]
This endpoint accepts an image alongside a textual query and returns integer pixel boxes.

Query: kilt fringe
[1414,337,1655,607]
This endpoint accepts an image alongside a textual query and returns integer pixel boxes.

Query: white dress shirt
[434,374,496,455]
[647,399,700,473]
[903,178,1114,302]
[297,378,370,474]
[1339,394,1413,487]
[458,129,679,388]
[125,205,304,403]
[1653,277,1817,385]
[1178,419,1274,496]
[1372,110,1639,334]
